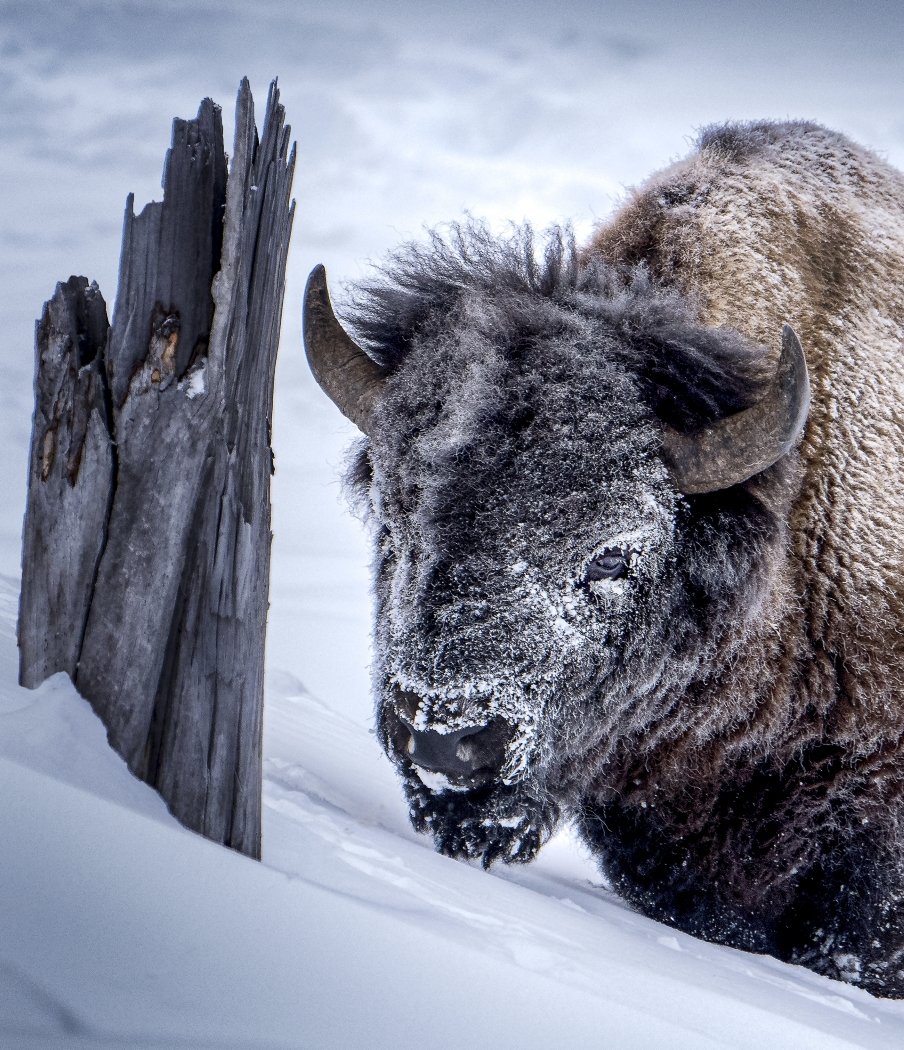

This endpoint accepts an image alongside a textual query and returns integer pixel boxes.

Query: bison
[304,121,904,996]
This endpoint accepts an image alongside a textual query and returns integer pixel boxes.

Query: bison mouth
[397,737,562,867]
[380,687,561,865]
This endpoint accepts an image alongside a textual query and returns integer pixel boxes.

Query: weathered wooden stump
[18,79,295,859]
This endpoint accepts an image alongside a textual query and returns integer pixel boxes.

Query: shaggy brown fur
[590,121,904,769]
[583,121,904,989]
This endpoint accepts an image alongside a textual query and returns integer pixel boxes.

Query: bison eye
[584,548,630,583]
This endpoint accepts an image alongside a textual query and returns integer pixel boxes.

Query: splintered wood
[18,80,295,860]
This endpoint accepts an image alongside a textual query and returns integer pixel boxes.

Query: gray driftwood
[18,79,295,859]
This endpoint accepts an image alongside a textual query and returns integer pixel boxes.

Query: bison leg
[579,800,777,955]
[580,799,904,997]
[774,841,904,997]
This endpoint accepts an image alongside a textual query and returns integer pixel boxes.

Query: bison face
[363,305,684,864]
[303,232,808,867]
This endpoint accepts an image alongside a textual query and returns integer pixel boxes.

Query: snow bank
[3,577,904,1048]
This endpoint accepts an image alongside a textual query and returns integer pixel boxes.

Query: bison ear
[661,324,810,494]
[303,264,387,434]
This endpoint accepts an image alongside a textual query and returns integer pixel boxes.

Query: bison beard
[306,121,904,997]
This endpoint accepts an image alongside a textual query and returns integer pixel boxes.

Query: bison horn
[662,324,810,494]
[303,264,386,434]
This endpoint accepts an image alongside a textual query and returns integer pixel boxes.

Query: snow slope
[4,579,904,1050]
[4,2,904,1046]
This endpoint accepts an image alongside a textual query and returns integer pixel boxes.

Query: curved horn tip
[306,262,327,294]
[778,323,811,439]
[782,322,801,348]
[781,323,805,375]
[303,264,330,326]
[302,264,386,434]
[662,324,810,495]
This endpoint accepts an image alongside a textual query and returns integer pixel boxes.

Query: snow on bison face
[303,230,808,866]
[365,303,681,863]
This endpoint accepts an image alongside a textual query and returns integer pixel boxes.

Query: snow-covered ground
[3,1,904,1046]
[5,580,904,1050]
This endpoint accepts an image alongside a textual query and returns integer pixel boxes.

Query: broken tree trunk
[18,79,295,860]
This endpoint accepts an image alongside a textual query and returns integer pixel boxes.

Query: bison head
[305,226,808,867]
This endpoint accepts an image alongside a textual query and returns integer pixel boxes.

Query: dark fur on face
[333,122,904,996]
[345,223,793,853]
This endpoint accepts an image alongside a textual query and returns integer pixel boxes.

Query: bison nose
[404,720,511,780]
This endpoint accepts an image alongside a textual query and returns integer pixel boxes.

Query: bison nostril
[404,719,512,781]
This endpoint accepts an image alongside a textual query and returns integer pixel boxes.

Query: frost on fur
[322,121,904,998]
